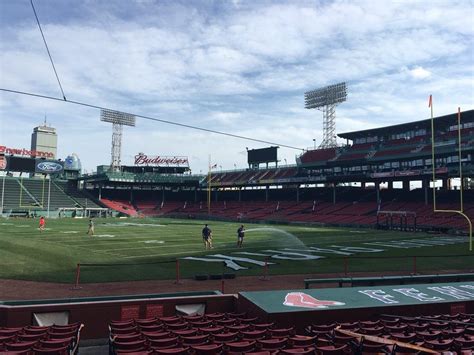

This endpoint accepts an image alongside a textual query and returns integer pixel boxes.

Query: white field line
[40,240,125,258]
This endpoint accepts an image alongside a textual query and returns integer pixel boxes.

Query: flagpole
[208,155,211,215]
[457,107,463,212]
[429,94,436,210]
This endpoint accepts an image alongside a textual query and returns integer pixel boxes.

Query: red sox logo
[283,292,345,309]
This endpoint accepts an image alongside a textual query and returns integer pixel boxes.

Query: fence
[70,254,473,291]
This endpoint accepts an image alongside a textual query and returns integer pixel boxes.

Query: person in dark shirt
[202,224,213,249]
[237,225,245,248]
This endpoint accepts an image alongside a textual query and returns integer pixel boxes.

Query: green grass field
[0,217,472,284]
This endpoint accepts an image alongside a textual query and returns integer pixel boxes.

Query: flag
[428,95,432,108]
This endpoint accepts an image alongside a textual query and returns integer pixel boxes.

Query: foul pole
[430,96,472,251]
[207,155,211,215]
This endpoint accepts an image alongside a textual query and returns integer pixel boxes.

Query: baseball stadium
[1,1,474,355]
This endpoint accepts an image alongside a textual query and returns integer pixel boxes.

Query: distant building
[31,124,57,159]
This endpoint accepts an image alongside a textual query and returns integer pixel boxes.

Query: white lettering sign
[393,288,444,302]
[427,286,474,300]
[183,257,247,270]
[358,290,399,304]
[264,250,324,261]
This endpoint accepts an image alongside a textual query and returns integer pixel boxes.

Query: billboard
[134,153,189,167]
[0,155,6,170]
[0,145,54,158]
[247,147,278,165]
[3,156,63,174]
[6,156,36,172]
[35,160,64,174]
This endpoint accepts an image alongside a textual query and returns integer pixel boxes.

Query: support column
[376,181,380,204]
[388,181,393,190]
[442,178,450,191]
[361,182,366,189]
[238,188,242,202]
[194,189,198,203]
[423,179,428,205]
[332,183,336,204]
[265,186,269,202]
[215,189,218,202]
[130,187,133,204]
[98,185,102,200]
[403,180,410,192]
[296,186,300,203]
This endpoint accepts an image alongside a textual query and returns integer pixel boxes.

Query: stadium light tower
[100,109,136,171]
[305,82,347,149]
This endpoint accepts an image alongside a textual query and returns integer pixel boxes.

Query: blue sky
[1,0,473,173]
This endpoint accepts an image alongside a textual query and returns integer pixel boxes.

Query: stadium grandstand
[73,110,474,233]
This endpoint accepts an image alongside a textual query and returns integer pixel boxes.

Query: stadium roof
[338,109,474,140]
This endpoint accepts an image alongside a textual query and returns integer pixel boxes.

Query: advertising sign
[35,160,64,174]
[0,155,6,170]
[134,153,189,167]
[0,145,54,158]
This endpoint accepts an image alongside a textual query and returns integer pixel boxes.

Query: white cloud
[0,0,473,173]
[407,66,432,79]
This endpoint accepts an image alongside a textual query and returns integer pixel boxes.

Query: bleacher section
[53,181,101,209]
[299,148,336,165]
[0,323,83,354]
[0,177,102,213]
[108,312,474,354]
[0,178,37,209]
[126,195,473,232]
[21,179,79,209]
[100,199,138,217]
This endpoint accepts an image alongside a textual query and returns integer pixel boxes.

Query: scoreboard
[247,146,278,165]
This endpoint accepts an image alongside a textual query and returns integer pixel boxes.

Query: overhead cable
[30,0,67,101]
[0,88,304,151]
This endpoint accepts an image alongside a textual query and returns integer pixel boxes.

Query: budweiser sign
[0,145,54,158]
[134,153,189,167]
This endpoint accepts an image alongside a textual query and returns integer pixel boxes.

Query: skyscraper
[31,123,57,159]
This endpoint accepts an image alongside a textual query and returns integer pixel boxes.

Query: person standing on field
[237,225,245,248]
[87,218,95,236]
[39,216,45,232]
[202,224,213,249]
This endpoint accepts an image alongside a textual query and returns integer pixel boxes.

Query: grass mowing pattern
[0,218,471,283]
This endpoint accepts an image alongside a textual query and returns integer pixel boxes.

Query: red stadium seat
[5,340,39,351]
[181,334,209,346]
[257,337,287,350]
[212,331,239,343]
[141,331,171,340]
[153,347,190,354]
[240,329,267,340]
[32,344,70,355]
[17,333,47,342]
[191,343,223,354]
[280,347,316,354]
[225,340,256,352]
[148,336,179,350]
[170,329,197,337]
[112,339,148,353]
[138,324,164,332]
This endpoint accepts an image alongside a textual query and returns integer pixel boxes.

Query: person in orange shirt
[39,216,45,232]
